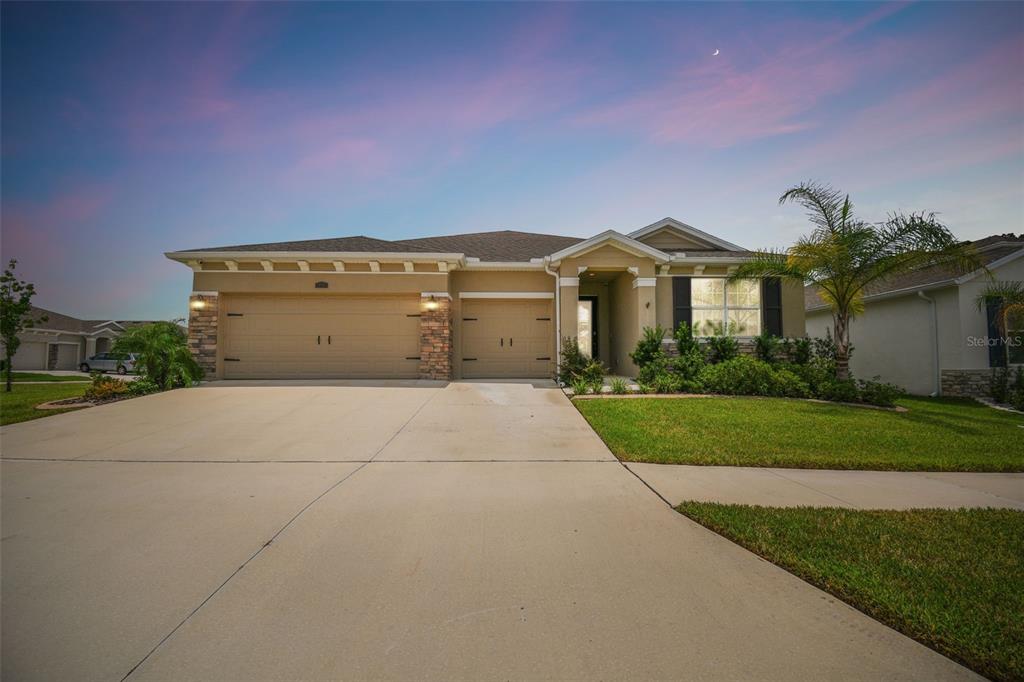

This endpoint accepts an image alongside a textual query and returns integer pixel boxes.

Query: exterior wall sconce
[424,297,440,312]
[190,299,206,310]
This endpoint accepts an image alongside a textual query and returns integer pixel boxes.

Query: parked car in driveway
[80,353,137,375]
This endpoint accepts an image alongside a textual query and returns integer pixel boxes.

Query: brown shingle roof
[805,234,1024,310]
[181,230,586,262]
[393,231,583,261]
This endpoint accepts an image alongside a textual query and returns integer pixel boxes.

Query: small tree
[732,181,981,379]
[0,260,44,392]
[111,320,202,390]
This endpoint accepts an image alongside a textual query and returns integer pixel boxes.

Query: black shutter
[986,298,1007,367]
[672,277,692,330]
[762,278,783,337]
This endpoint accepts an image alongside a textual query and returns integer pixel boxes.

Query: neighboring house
[3,306,155,371]
[806,233,1024,397]
[166,218,805,381]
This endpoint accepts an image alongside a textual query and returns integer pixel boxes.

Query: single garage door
[460,298,553,378]
[221,295,421,379]
[10,341,47,370]
[54,343,79,370]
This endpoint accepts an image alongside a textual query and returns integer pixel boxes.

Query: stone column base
[418,294,452,380]
[188,292,219,378]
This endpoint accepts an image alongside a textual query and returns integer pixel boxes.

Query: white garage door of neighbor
[221,295,422,379]
[460,298,553,379]
[11,341,47,370]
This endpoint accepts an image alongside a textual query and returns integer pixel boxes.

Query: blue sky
[2,1,1022,319]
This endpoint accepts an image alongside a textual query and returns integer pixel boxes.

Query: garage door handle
[317,335,321,345]
[328,335,331,345]
[500,338,503,347]
[509,338,513,347]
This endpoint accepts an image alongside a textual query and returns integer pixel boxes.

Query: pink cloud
[575,5,912,147]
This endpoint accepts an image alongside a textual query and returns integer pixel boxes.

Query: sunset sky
[2,1,1022,319]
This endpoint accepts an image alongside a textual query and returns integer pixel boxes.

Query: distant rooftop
[805,233,1024,310]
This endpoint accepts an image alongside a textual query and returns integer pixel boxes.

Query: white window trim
[691,277,761,338]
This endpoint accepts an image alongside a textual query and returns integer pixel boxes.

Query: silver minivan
[80,353,137,375]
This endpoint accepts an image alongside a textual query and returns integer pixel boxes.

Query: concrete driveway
[1,382,976,680]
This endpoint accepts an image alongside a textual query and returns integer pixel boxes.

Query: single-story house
[165,218,806,381]
[805,233,1024,397]
[3,306,155,371]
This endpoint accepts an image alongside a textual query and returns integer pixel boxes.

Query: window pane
[577,301,593,358]
[727,279,760,307]
[691,278,724,307]
[692,309,725,337]
[729,309,761,337]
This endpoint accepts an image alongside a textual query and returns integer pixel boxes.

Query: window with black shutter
[762,278,783,337]
[672,277,692,331]
[986,298,1007,367]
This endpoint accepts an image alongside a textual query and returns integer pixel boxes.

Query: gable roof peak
[629,217,744,251]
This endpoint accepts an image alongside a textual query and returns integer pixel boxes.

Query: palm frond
[975,281,1024,312]
[727,250,807,282]
[779,181,846,236]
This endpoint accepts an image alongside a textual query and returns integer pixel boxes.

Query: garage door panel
[460,299,553,379]
[221,295,421,379]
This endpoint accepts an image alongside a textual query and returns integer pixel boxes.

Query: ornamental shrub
[1011,367,1024,411]
[818,378,861,404]
[630,326,667,369]
[673,321,701,355]
[857,378,904,408]
[705,333,739,364]
[557,337,587,385]
[990,367,1010,403]
[698,356,809,398]
[84,374,131,401]
[609,377,629,395]
[754,331,781,364]
[671,347,706,382]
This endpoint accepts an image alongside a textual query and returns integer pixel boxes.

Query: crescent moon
[713,49,720,56]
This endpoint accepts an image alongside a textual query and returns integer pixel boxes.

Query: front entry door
[577,297,598,358]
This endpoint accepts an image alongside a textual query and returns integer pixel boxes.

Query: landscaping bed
[0,383,89,425]
[677,503,1024,681]
[575,395,1024,471]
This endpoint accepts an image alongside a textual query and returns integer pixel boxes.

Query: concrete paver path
[629,463,1024,509]
[1,381,978,680]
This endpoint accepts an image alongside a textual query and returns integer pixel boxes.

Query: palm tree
[731,181,981,380]
[111,320,203,389]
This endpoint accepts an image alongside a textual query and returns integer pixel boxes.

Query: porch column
[85,337,97,359]
[634,275,657,333]
[559,276,580,350]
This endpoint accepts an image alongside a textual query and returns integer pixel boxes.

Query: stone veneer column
[418,293,452,380]
[188,292,219,378]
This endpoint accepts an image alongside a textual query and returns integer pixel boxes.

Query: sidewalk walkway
[628,463,1024,510]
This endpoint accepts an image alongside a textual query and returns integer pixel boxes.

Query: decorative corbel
[332,260,345,272]
[368,261,381,273]
[297,260,310,272]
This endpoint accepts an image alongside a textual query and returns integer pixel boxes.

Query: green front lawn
[575,396,1024,471]
[0,383,89,425]
[678,504,1023,681]
[6,372,88,382]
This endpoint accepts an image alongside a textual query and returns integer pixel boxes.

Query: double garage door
[219,294,555,380]
[221,295,421,379]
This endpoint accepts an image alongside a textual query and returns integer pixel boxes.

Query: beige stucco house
[4,306,152,371]
[806,234,1024,397]
[166,218,806,381]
